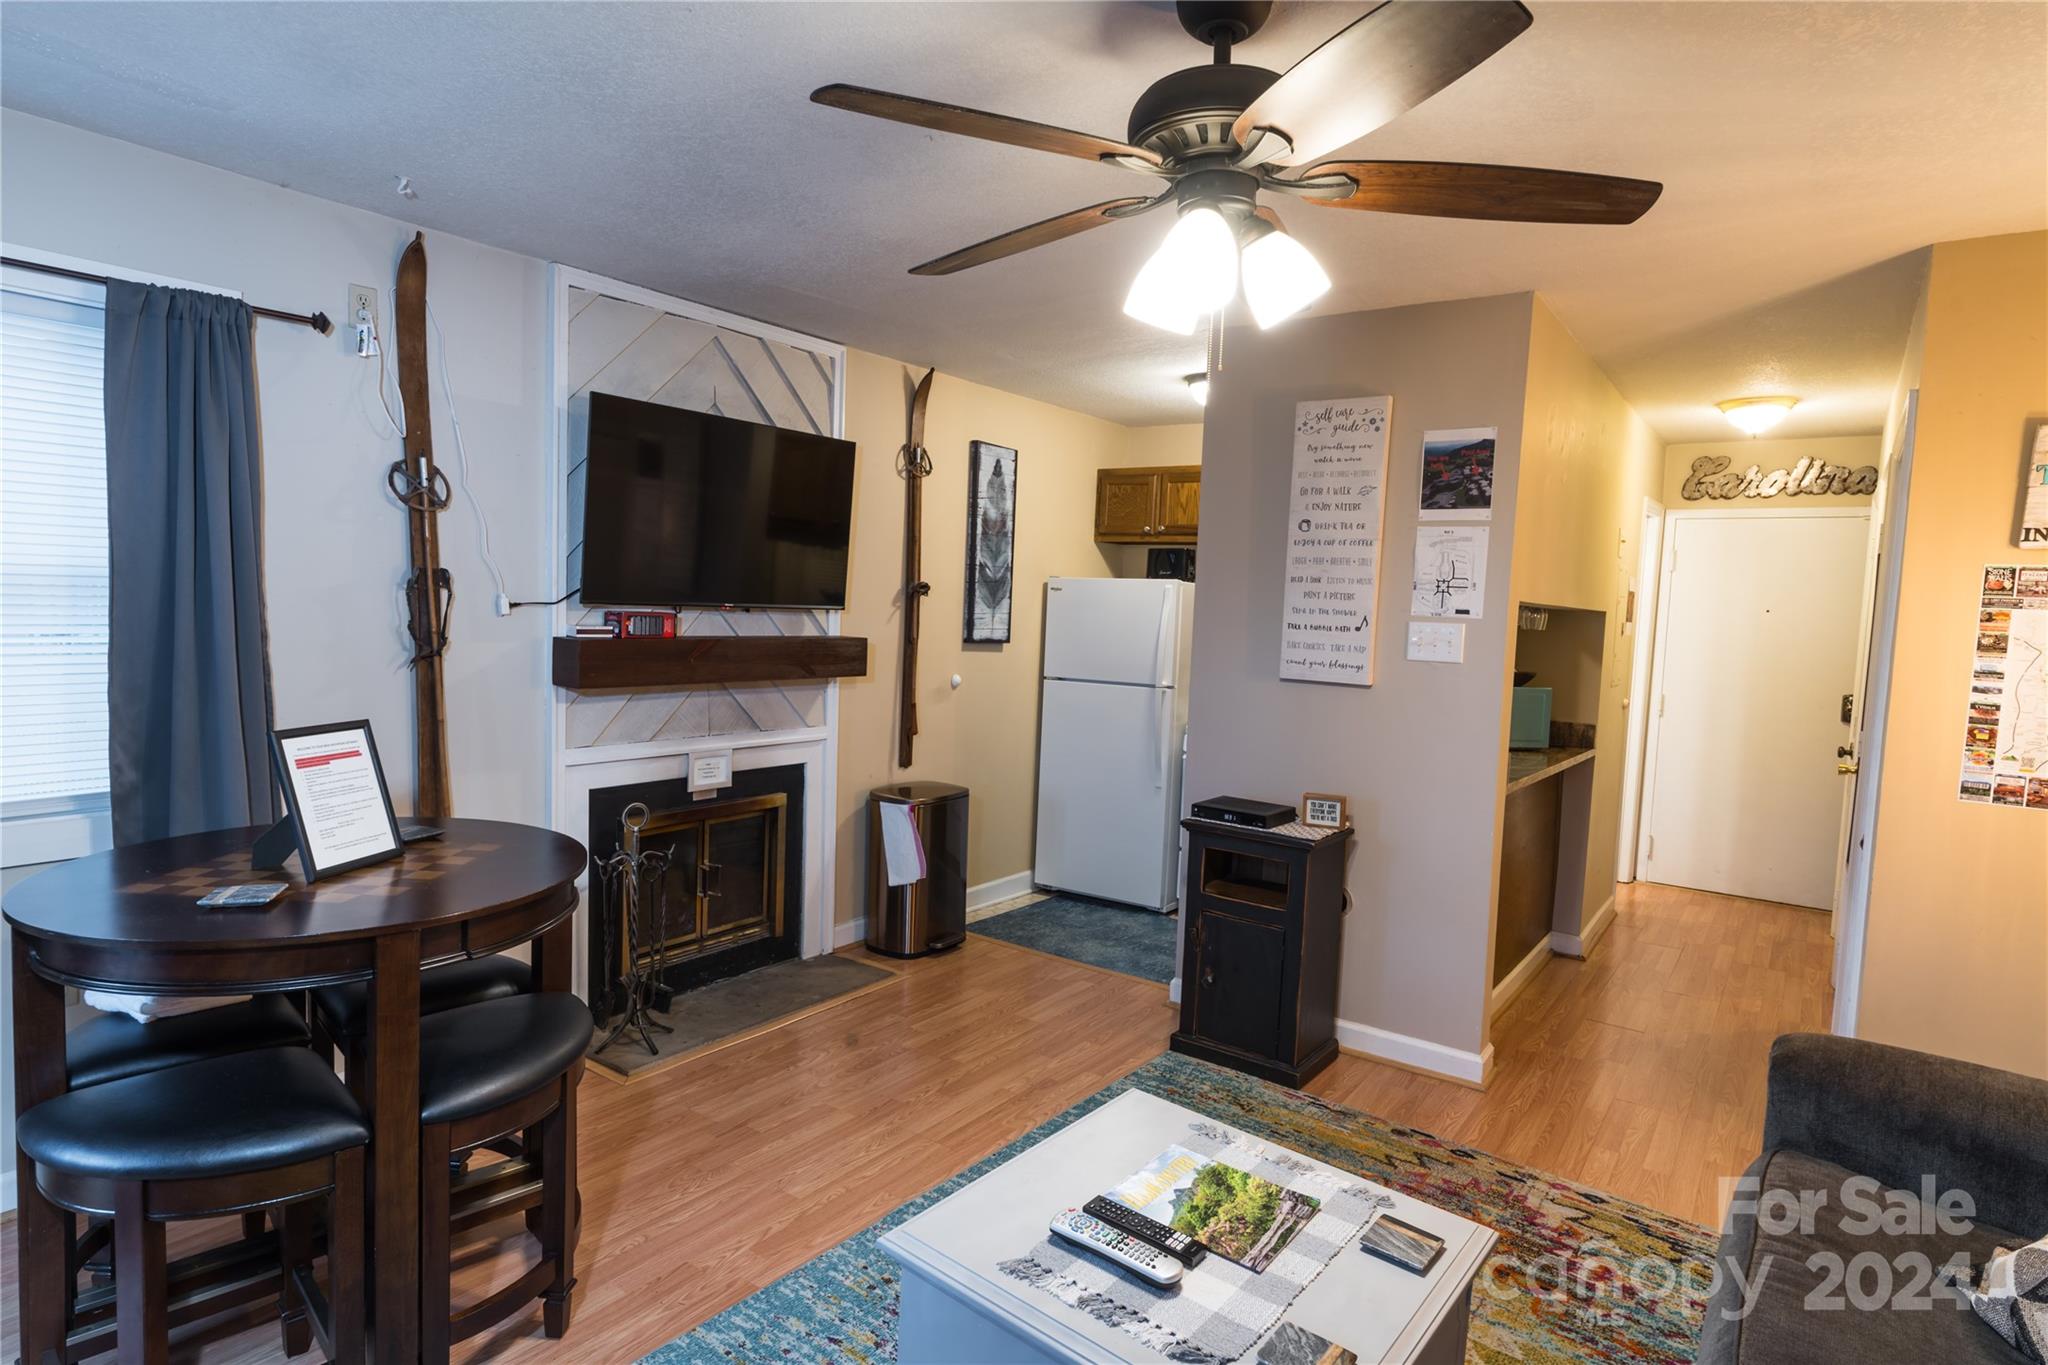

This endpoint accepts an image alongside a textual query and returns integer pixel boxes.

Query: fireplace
[585,764,804,1017]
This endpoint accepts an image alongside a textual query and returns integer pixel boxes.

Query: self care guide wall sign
[1281,397,1390,686]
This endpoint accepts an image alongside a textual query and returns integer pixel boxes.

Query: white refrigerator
[1033,577,1195,912]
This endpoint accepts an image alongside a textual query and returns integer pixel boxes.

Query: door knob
[1836,746,1854,759]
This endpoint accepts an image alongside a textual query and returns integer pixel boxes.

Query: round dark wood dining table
[5,818,587,1364]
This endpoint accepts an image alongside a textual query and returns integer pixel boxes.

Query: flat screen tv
[577,393,856,610]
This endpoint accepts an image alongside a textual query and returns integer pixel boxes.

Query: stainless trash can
[866,781,968,957]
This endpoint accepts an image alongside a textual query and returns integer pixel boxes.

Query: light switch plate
[1406,621,1465,663]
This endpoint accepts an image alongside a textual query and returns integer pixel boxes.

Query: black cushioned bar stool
[17,1047,368,1365]
[63,996,315,1294]
[415,992,589,1363]
[67,994,312,1089]
[309,955,530,1069]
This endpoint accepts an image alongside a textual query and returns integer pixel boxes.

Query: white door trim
[1616,496,1665,882]
[1635,506,1873,896]
[1832,395,1917,1036]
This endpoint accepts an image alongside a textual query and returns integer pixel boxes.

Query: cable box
[1190,796,1296,829]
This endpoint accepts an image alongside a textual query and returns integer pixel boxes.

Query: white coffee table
[880,1090,1497,1365]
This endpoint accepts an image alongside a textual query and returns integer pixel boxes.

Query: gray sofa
[1698,1033,2048,1364]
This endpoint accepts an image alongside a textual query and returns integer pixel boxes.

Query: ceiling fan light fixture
[1123,205,1237,334]
[1240,223,1330,330]
[1185,372,1209,406]
[1717,395,1798,437]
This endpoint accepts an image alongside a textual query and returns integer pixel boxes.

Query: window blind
[0,273,110,813]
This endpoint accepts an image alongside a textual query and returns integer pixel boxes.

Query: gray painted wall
[1185,293,1534,1068]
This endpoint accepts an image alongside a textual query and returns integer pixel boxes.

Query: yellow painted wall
[832,356,1191,928]
[1664,435,1881,510]
[1859,230,2048,1078]
[1512,299,1665,940]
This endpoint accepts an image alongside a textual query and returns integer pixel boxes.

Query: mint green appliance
[1509,686,1552,750]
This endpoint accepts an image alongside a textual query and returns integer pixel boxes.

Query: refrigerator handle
[1153,690,1170,790]
[1153,589,1173,686]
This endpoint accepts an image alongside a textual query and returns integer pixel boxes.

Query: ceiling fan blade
[813,84,1162,169]
[1297,161,1663,224]
[909,197,1161,276]
[1232,1,1533,168]
[1252,205,1288,233]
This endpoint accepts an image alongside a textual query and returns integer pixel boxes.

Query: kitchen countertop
[1504,746,1594,794]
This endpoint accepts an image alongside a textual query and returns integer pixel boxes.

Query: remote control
[1049,1209,1183,1286]
[1083,1196,1206,1267]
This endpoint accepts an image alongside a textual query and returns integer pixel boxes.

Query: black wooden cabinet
[1171,818,1351,1087]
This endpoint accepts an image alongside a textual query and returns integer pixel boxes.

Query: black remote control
[1083,1196,1206,1268]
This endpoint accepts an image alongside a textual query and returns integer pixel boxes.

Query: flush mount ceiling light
[1717,396,1799,437]
[1185,372,1210,406]
[813,0,1664,345]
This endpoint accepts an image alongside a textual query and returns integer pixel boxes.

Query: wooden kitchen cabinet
[1093,465,1200,544]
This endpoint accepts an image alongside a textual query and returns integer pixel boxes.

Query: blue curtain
[103,281,276,844]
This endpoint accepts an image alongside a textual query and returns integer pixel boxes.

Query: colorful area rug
[641,1052,1717,1364]
[971,893,1178,983]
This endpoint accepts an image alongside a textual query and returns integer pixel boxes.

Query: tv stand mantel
[551,634,869,691]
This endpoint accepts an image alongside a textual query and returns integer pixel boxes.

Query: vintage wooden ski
[390,231,454,817]
[899,369,935,768]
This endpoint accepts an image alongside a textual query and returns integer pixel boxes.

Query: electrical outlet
[347,285,378,336]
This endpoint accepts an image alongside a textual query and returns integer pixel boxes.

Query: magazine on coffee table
[1108,1144,1321,1272]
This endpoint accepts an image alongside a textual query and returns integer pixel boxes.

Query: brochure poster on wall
[1957,564,2048,810]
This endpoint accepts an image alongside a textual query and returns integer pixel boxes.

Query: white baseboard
[1550,893,1617,959]
[1334,1018,1492,1087]
[1,1168,14,1215]
[832,916,867,950]
[1490,937,1553,1018]
[1168,976,1181,1005]
[968,869,1035,912]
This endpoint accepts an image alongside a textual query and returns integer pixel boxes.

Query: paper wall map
[1280,397,1390,686]
[1411,525,1489,619]
[1958,564,2048,810]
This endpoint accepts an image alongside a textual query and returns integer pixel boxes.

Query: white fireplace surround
[557,730,836,1005]
[545,265,848,1000]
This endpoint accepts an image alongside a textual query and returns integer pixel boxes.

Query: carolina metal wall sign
[1680,453,1879,502]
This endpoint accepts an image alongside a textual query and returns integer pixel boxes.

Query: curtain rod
[1,255,333,335]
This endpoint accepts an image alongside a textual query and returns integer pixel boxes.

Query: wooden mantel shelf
[551,634,869,690]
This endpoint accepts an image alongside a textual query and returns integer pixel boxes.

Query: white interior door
[1638,510,1870,909]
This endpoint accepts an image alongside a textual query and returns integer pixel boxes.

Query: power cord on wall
[423,295,517,614]
[363,275,566,617]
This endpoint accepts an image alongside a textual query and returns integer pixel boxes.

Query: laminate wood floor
[2,880,1831,1363]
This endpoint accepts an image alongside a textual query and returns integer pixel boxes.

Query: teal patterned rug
[640,1052,1717,1364]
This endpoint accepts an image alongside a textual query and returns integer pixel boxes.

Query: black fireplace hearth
[585,764,804,1020]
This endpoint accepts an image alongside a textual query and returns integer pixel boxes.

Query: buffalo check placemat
[998,1120,1388,1365]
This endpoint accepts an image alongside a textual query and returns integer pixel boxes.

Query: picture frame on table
[264,719,404,882]
[1301,792,1350,830]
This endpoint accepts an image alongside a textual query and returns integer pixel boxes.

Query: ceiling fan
[812,0,1662,336]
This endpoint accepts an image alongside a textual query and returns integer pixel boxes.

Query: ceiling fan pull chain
[1207,311,1224,378]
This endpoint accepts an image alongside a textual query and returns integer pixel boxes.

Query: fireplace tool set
[593,802,677,1055]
